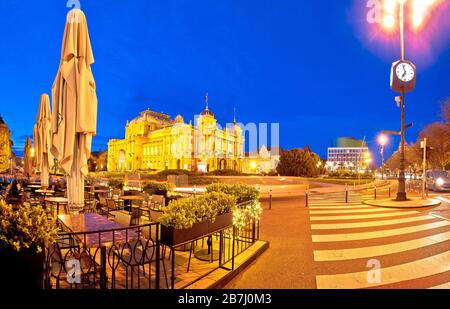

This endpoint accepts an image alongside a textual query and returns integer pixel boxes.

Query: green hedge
[143,182,174,196]
[108,178,124,190]
[158,192,236,229]
[206,169,245,176]
[206,183,260,204]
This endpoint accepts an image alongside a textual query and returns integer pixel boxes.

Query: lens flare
[351,0,450,68]
[382,0,398,30]
[410,0,440,31]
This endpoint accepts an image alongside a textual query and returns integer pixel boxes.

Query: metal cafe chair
[81,199,98,214]
[150,194,165,209]
[105,198,122,220]
[113,223,169,288]
[47,240,101,288]
[114,211,132,227]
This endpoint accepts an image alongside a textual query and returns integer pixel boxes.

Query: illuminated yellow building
[0,116,13,173]
[108,97,244,172]
[243,146,280,174]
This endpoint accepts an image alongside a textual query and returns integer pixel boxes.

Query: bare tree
[419,122,450,170]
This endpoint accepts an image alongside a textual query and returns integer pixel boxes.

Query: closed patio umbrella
[51,9,98,211]
[23,136,33,178]
[33,94,52,188]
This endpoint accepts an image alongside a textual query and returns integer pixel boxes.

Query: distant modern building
[326,137,370,172]
[108,96,244,172]
[0,116,13,173]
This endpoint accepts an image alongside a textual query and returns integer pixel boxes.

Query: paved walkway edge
[187,240,270,289]
[363,198,441,208]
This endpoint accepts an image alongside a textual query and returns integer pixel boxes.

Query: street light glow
[378,134,388,146]
[381,0,442,31]
[384,0,398,13]
[411,0,440,31]
[383,15,396,28]
[382,0,397,30]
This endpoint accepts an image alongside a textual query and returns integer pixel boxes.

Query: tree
[276,148,320,177]
[419,122,450,170]
[385,144,421,172]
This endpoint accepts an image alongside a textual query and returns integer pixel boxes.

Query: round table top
[119,195,144,200]
[28,185,42,188]
[35,189,55,194]
[45,197,68,203]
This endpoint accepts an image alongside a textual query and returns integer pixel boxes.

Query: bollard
[193,185,197,197]
[389,184,391,197]
[345,184,349,203]
[374,185,377,200]
[269,189,272,210]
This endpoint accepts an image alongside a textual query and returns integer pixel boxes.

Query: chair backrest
[151,195,164,205]
[150,194,165,208]
[112,188,122,196]
[114,211,132,227]
[140,193,150,201]
[99,197,107,206]
[149,208,163,222]
[106,199,117,210]
[84,199,98,213]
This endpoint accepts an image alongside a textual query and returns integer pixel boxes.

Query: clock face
[395,62,415,82]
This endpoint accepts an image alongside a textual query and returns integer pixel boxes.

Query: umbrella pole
[67,135,85,213]
[41,153,49,189]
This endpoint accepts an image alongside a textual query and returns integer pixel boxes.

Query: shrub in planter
[157,169,190,178]
[206,169,244,176]
[108,178,124,190]
[158,192,236,246]
[206,183,260,204]
[0,201,58,289]
[143,181,173,196]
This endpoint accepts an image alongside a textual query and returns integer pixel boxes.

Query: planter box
[161,221,209,246]
[0,246,44,289]
[160,212,233,246]
[208,212,233,234]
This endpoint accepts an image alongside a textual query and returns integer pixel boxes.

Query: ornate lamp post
[381,0,440,200]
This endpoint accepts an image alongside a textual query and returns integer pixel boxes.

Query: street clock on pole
[390,60,417,93]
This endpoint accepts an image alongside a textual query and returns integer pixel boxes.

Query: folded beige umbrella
[33,93,53,188]
[24,136,33,178]
[51,9,98,211]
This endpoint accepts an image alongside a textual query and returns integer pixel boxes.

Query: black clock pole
[396,1,407,201]
[397,89,407,201]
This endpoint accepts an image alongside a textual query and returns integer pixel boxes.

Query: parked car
[426,170,450,192]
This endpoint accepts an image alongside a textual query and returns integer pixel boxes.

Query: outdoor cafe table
[94,189,110,198]
[35,189,54,206]
[119,195,144,210]
[28,184,42,189]
[45,197,68,215]
[57,213,138,247]
[57,213,140,288]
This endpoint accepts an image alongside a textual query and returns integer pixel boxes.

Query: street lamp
[377,134,388,179]
[379,0,440,201]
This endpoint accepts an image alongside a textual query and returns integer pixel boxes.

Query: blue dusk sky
[0,0,449,163]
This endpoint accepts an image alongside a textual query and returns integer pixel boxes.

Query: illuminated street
[227,183,450,288]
